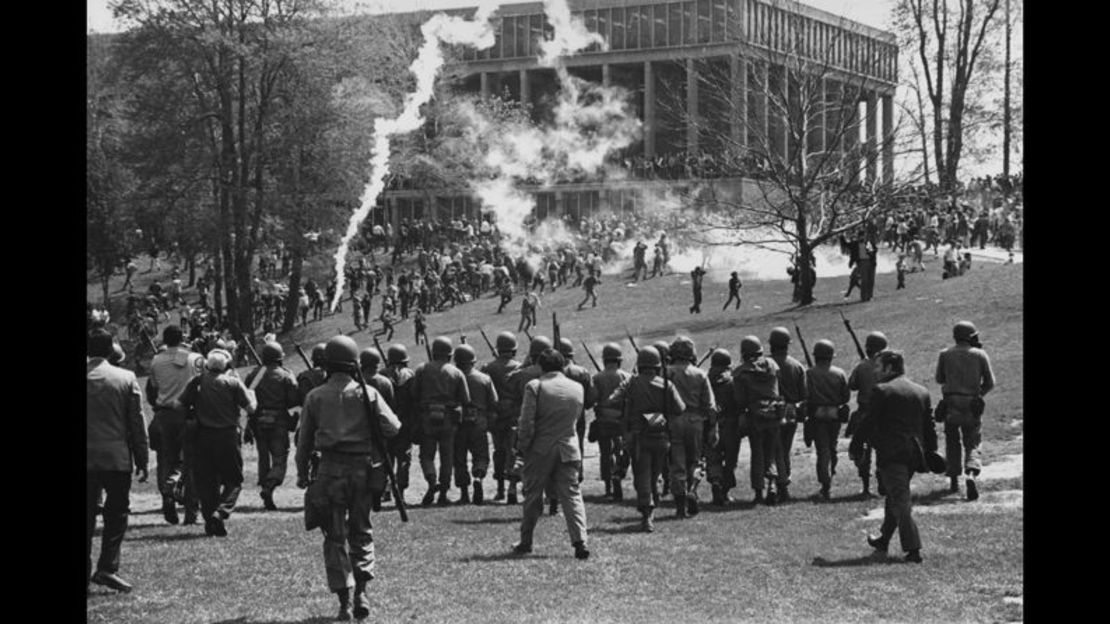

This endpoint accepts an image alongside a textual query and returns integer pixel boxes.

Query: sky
[87,0,895,33]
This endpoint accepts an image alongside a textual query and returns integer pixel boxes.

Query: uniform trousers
[490,423,517,483]
[631,433,670,509]
[945,419,983,477]
[193,426,243,520]
[749,422,786,491]
[668,413,704,498]
[453,420,490,487]
[595,421,628,482]
[812,420,842,486]
[86,470,131,582]
[706,417,745,490]
[419,424,457,489]
[387,425,414,491]
[877,462,921,553]
[255,423,290,493]
[518,453,587,547]
[779,421,799,484]
[315,453,376,591]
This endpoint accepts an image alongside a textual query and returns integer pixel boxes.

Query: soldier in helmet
[296,335,401,620]
[768,327,807,502]
[145,325,204,525]
[381,344,417,500]
[244,342,302,510]
[360,347,396,509]
[665,336,718,517]
[805,339,851,500]
[557,338,597,485]
[732,336,785,504]
[848,331,890,499]
[502,335,553,504]
[411,336,470,506]
[651,340,674,499]
[935,321,995,501]
[591,342,632,500]
[453,344,497,505]
[297,343,328,404]
[179,348,257,536]
[705,349,744,505]
[481,332,523,502]
[607,346,685,532]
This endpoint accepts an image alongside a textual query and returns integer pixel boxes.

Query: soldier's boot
[353,581,370,620]
[494,479,506,501]
[421,487,436,508]
[436,485,450,506]
[260,489,277,511]
[456,485,470,505]
[675,494,688,518]
[612,478,623,501]
[507,482,518,505]
[335,588,352,621]
[382,489,392,502]
[948,476,959,493]
[711,484,725,506]
[641,507,655,533]
[819,483,831,501]
[604,481,612,497]
[472,480,484,505]
[778,484,791,503]
[548,498,559,516]
[183,508,198,525]
[965,476,979,502]
[162,496,179,525]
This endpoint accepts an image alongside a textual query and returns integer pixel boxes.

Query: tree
[894,0,1003,191]
[669,15,915,305]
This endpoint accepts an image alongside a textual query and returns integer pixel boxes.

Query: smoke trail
[329,2,500,312]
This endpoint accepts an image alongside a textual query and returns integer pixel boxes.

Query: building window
[639,6,651,48]
[598,9,609,48]
[683,2,695,45]
[531,14,543,55]
[628,6,640,49]
[490,20,502,59]
[654,5,667,47]
[585,10,598,51]
[669,3,682,46]
[517,15,528,57]
[697,0,711,44]
[612,8,625,50]
[712,0,726,41]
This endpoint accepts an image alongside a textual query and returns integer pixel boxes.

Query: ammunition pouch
[641,412,668,435]
[813,405,839,421]
[749,399,784,423]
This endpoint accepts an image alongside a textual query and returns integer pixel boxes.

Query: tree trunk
[187,252,196,288]
[282,250,303,333]
[1003,0,1011,177]
[213,245,225,320]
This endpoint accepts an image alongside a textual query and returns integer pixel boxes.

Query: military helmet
[324,336,359,369]
[636,346,662,369]
[864,331,888,355]
[495,331,517,354]
[529,335,553,358]
[453,344,476,366]
[557,337,575,358]
[387,344,410,365]
[206,349,231,372]
[953,321,978,343]
[431,336,453,358]
[710,348,732,368]
[769,327,791,349]
[601,342,622,361]
[311,343,327,365]
[652,340,670,362]
[669,336,695,362]
[813,339,835,360]
[359,348,382,370]
[740,335,763,358]
[261,341,284,364]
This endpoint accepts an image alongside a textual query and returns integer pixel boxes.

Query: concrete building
[382,0,897,226]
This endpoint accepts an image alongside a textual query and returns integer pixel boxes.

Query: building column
[866,90,878,183]
[553,191,564,220]
[730,52,746,149]
[882,93,894,184]
[386,196,396,230]
[519,69,530,107]
[781,67,791,165]
[480,72,490,100]
[602,63,611,88]
[757,61,769,155]
[687,58,699,154]
[644,61,656,158]
[845,91,861,184]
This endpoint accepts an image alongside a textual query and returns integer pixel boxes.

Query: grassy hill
[87,251,1023,623]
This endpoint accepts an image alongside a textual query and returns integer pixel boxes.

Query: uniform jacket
[516,372,583,462]
[245,364,301,423]
[181,370,256,429]
[296,368,327,405]
[410,360,470,410]
[383,365,415,426]
[146,346,204,408]
[362,371,396,411]
[731,357,781,408]
[296,373,401,476]
[848,356,881,408]
[610,374,687,437]
[505,362,544,419]
[592,367,631,422]
[87,358,149,472]
[708,366,741,425]
[770,352,807,404]
[665,362,717,422]
[853,375,937,469]
[462,367,498,427]
[935,344,995,397]
[563,361,597,413]
[807,364,851,407]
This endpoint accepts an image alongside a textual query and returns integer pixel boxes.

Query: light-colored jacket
[87,358,148,472]
[516,372,583,462]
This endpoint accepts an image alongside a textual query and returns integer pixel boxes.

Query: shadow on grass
[208,617,336,624]
[449,517,520,525]
[811,552,902,568]
[128,531,210,542]
[912,488,963,507]
[457,551,555,562]
[233,505,305,515]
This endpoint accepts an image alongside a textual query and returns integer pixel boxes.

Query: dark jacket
[852,375,938,470]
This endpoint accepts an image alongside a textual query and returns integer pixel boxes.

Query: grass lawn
[88,249,1022,623]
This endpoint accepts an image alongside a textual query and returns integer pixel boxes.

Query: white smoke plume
[330,2,501,311]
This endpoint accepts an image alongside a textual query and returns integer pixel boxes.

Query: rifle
[139,328,158,355]
[352,367,409,523]
[552,312,560,345]
[581,341,601,372]
[424,339,432,362]
[794,324,815,449]
[295,344,313,371]
[243,337,263,367]
[697,345,718,367]
[479,327,498,359]
[839,311,866,360]
[524,328,533,342]
[624,328,640,354]
[794,325,814,368]
[373,336,385,362]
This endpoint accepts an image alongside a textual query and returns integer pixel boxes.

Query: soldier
[180,348,257,537]
[297,343,329,405]
[511,349,590,560]
[381,344,416,501]
[848,332,889,499]
[705,349,744,505]
[411,336,471,506]
[689,266,706,314]
[609,346,685,532]
[853,351,937,563]
[145,325,204,525]
[935,321,995,501]
[453,344,497,505]
[768,327,807,502]
[722,271,742,310]
[651,340,674,499]
[360,347,396,509]
[87,329,149,593]
[481,332,523,503]
[806,340,851,500]
[733,336,785,504]
[591,343,632,500]
[296,336,402,620]
[503,336,552,503]
[243,342,302,511]
[665,336,718,517]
